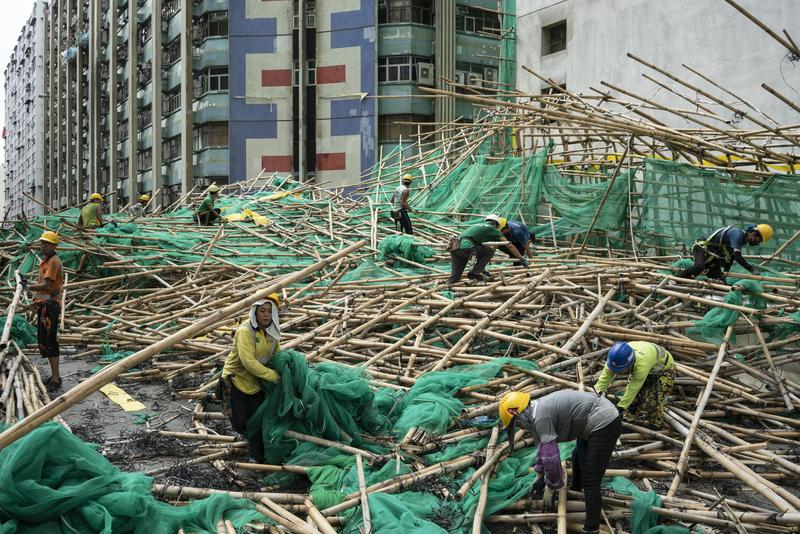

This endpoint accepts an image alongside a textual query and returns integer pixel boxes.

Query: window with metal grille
[542,21,566,55]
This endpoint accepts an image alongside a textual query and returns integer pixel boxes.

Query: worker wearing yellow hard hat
[129,193,150,218]
[446,214,527,285]
[78,193,105,229]
[22,231,65,391]
[217,292,282,461]
[195,184,223,225]
[498,389,621,534]
[676,223,774,282]
[390,174,414,235]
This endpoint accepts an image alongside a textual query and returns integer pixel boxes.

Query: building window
[162,0,179,20]
[117,118,128,140]
[306,59,316,86]
[378,0,433,25]
[199,66,228,94]
[163,38,180,66]
[137,149,152,171]
[162,135,181,161]
[293,0,317,29]
[117,158,129,179]
[193,122,228,150]
[455,6,500,35]
[163,91,181,114]
[542,20,566,55]
[378,56,431,83]
[138,106,152,129]
[199,12,228,39]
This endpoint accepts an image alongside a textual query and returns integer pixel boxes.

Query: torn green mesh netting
[0,423,265,534]
[604,477,690,534]
[0,315,37,348]
[687,280,767,343]
[377,235,435,263]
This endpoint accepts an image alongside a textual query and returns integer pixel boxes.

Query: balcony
[378,25,434,57]
[195,0,229,17]
[193,92,228,124]
[193,37,228,71]
[193,147,228,177]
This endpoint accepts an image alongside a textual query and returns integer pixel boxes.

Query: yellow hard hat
[497,217,508,232]
[266,292,280,307]
[89,193,103,202]
[498,391,530,428]
[39,231,60,245]
[139,194,150,202]
[208,184,220,193]
[402,174,413,183]
[756,224,773,243]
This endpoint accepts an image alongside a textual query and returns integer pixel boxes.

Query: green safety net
[640,159,800,260]
[0,423,265,534]
[377,235,435,263]
[686,280,767,344]
[0,315,37,348]
[604,477,690,534]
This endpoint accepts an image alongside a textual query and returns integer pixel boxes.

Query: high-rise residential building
[516,0,800,129]
[3,0,48,220]
[4,0,511,217]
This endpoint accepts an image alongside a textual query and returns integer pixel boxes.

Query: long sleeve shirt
[516,390,619,488]
[594,341,675,409]
[700,226,755,272]
[221,322,281,395]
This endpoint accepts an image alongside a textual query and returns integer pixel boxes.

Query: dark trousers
[571,415,622,532]
[194,208,221,226]
[448,245,495,284]
[392,209,413,235]
[501,241,524,266]
[676,245,725,281]
[37,300,60,359]
[223,383,265,462]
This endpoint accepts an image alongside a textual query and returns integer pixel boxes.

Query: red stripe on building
[316,65,346,84]
[261,69,293,87]
[261,155,293,172]
[316,152,347,171]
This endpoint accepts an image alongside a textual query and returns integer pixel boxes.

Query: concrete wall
[516,0,800,127]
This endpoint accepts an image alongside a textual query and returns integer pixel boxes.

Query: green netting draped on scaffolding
[0,423,265,534]
[378,235,435,263]
[0,316,37,348]
[640,159,800,261]
[687,280,767,343]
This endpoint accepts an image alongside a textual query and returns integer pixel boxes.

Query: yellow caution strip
[99,383,146,412]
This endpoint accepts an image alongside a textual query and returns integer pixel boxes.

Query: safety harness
[694,225,734,264]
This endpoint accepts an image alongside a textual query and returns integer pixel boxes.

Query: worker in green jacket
[195,184,222,225]
[217,293,282,461]
[78,193,105,229]
[593,341,675,428]
[447,214,526,284]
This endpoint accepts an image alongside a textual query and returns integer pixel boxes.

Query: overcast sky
[1,1,39,160]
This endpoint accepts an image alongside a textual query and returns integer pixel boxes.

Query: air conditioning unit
[483,67,496,83]
[417,62,434,86]
[467,72,483,88]
[454,71,467,85]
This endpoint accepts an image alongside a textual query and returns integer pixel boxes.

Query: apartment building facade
[3,0,48,220]
[4,0,510,217]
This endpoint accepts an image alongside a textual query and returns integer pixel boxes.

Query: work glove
[530,473,546,497]
[520,257,529,268]
[542,485,558,511]
[617,405,626,416]
[18,275,28,288]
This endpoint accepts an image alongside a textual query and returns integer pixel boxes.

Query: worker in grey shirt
[129,194,149,218]
[499,389,622,534]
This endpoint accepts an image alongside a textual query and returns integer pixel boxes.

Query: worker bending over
[23,232,64,391]
[676,224,772,282]
[448,214,526,285]
[593,341,675,428]
[501,220,535,266]
[500,390,621,534]
[78,193,105,229]
[217,293,282,461]
[391,174,414,235]
[195,184,222,225]
[129,194,149,218]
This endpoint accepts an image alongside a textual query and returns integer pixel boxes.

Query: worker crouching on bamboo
[676,223,772,282]
[593,341,675,428]
[129,194,149,218]
[501,220,535,266]
[195,184,222,225]
[23,231,64,391]
[447,214,526,285]
[499,390,622,534]
[78,193,105,229]
[217,293,282,462]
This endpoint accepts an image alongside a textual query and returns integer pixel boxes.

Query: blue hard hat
[607,342,635,372]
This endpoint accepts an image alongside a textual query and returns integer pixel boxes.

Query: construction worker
[195,184,222,225]
[593,341,675,428]
[217,293,282,462]
[23,232,64,391]
[390,174,414,235]
[501,220,535,266]
[447,214,526,285]
[129,194,149,218]
[676,223,773,282]
[77,193,105,229]
[499,390,621,534]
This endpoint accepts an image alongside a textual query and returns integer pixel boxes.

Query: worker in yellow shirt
[217,293,282,461]
[593,341,675,428]
[78,193,105,229]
